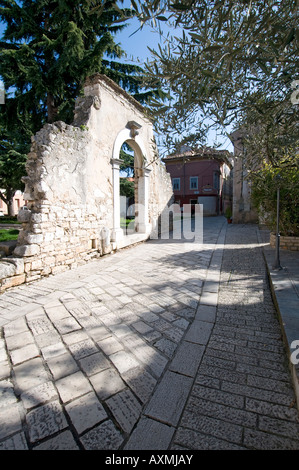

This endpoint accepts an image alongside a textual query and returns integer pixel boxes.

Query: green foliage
[119,144,135,198]
[0,0,146,124]
[120,217,134,229]
[119,177,135,198]
[250,158,299,236]
[0,127,28,197]
[128,0,299,234]
[119,142,134,177]
[0,94,39,213]
[240,95,299,170]
[224,206,232,219]
[0,216,20,224]
[0,1,165,209]
[238,94,299,237]
[128,0,298,153]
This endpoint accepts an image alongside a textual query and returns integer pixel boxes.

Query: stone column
[111,158,124,243]
[137,168,152,234]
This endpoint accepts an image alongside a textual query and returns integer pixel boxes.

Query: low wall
[270,233,299,251]
[0,258,25,292]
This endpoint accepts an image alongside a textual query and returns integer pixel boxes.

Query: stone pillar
[111,158,124,243]
[136,168,151,234]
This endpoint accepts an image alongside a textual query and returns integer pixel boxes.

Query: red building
[162,147,233,216]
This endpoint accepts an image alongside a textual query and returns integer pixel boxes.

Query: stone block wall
[270,233,299,251]
[0,258,25,292]
[14,118,114,283]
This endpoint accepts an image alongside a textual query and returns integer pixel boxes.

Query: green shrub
[250,160,299,236]
[225,207,232,219]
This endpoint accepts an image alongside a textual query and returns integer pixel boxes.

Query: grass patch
[120,217,135,229]
[0,229,20,242]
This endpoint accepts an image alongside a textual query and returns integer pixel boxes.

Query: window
[190,177,198,190]
[172,178,180,190]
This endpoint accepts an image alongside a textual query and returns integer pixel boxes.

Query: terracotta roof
[162,146,233,167]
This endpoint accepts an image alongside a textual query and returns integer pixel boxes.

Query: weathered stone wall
[231,129,258,224]
[13,117,115,283]
[0,74,173,291]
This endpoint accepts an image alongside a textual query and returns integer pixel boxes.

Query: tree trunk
[47,93,58,123]
[7,188,16,217]
[5,188,16,217]
[0,188,16,217]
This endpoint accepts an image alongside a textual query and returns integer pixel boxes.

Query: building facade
[162,147,233,216]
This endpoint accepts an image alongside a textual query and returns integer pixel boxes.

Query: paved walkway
[0,217,299,450]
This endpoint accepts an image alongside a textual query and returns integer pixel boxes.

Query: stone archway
[5,74,173,290]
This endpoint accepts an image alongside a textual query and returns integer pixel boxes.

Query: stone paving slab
[184,319,214,345]
[169,341,205,377]
[1,218,299,451]
[124,417,175,450]
[144,370,194,427]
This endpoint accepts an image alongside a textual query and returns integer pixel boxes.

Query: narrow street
[0,217,299,450]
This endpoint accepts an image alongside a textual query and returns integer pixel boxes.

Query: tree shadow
[1,222,298,450]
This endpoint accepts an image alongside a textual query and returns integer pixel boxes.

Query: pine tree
[0,94,41,215]
[0,0,161,214]
[0,0,150,123]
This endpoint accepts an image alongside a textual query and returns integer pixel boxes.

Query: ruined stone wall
[0,74,173,291]
[14,118,113,282]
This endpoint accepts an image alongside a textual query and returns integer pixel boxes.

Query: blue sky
[114,16,165,66]
[115,18,233,153]
[113,0,176,66]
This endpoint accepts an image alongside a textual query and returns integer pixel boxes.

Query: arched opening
[111,126,151,246]
[119,141,135,235]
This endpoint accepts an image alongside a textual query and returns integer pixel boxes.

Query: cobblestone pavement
[170,224,299,450]
[0,217,299,450]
